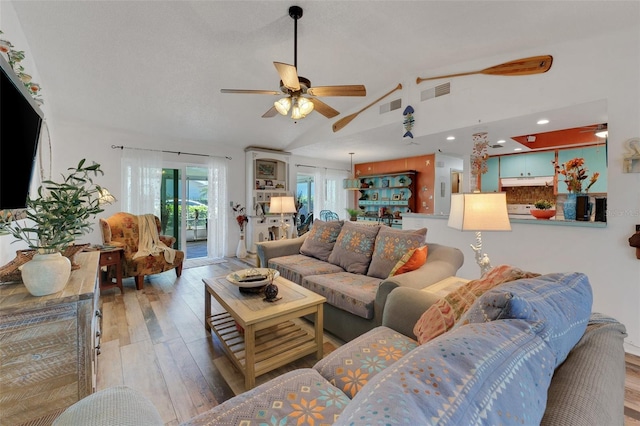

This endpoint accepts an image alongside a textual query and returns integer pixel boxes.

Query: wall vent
[421,82,451,101]
[379,98,402,114]
[436,161,445,168]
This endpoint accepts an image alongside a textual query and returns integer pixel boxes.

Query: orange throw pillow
[389,246,428,277]
[412,265,540,344]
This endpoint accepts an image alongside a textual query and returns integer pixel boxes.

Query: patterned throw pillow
[299,219,344,261]
[412,265,540,344]
[366,227,427,279]
[388,246,428,277]
[327,221,381,275]
[456,272,593,367]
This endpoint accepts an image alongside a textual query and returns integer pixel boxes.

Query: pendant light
[343,152,361,190]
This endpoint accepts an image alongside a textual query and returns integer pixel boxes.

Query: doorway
[296,174,314,235]
[162,166,209,259]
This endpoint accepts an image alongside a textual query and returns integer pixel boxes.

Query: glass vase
[563,193,577,221]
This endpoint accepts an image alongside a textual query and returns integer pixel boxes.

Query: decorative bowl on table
[530,209,556,220]
[226,268,279,288]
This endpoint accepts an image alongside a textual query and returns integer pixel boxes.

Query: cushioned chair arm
[372,243,464,328]
[256,234,308,267]
[382,287,441,338]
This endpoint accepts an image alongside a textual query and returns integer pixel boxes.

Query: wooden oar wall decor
[416,55,553,84]
[332,84,403,132]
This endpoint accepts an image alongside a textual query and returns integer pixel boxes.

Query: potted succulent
[531,199,556,220]
[0,159,107,295]
[346,208,362,221]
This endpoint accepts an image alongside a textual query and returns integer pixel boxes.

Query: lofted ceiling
[4,1,637,163]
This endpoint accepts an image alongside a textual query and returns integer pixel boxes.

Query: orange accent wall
[355,154,435,214]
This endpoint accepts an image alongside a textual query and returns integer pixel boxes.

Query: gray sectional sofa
[256,220,464,342]
[54,272,627,425]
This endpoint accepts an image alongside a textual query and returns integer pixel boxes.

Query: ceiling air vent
[421,82,451,101]
[379,98,402,114]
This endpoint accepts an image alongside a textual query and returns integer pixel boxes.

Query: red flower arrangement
[232,204,248,232]
[554,157,600,193]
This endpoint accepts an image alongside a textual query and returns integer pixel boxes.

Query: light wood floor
[96,257,640,425]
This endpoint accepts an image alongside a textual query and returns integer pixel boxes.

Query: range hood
[500,176,554,187]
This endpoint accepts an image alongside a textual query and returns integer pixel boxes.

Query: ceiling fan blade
[220,89,282,95]
[307,85,366,97]
[262,106,278,118]
[274,62,300,91]
[310,98,339,119]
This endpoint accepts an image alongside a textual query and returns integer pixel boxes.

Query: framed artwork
[381,179,390,188]
[264,179,274,187]
[392,194,401,201]
[371,192,379,201]
[256,160,277,179]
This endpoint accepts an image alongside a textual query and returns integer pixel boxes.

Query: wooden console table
[0,251,101,425]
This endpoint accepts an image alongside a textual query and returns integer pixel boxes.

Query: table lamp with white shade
[269,196,297,239]
[447,192,511,276]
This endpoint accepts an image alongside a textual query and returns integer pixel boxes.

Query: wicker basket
[0,244,90,283]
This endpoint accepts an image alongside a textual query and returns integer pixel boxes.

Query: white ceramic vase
[19,252,71,296]
[236,233,248,259]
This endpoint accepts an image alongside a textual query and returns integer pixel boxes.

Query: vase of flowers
[554,157,599,221]
[232,204,248,259]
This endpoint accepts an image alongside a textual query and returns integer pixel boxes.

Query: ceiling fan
[220,6,366,120]
[580,123,608,138]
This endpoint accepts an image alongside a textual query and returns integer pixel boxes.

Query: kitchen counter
[402,213,607,228]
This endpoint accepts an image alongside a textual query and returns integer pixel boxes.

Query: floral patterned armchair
[99,212,184,290]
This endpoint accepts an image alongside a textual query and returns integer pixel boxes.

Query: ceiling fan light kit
[220,5,365,121]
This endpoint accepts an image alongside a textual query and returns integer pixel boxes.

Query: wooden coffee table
[203,274,326,390]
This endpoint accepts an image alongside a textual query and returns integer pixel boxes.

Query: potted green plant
[346,208,362,221]
[1,159,107,295]
[531,199,556,220]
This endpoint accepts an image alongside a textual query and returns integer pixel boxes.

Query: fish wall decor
[403,105,414,138]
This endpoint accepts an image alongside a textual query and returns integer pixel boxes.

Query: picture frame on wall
[381,179,390,188]
[256,160,278,179]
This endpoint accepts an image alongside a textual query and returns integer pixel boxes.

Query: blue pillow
[335,320,555,425]
[456,272,593,367]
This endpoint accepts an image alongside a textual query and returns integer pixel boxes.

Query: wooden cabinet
[482,156,500,192]
[500,151,555,178]
[557,146,607,194]
[0,252,100,425]
[245,148,293,252]
[357,171,417,226]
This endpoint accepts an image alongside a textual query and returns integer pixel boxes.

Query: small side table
[99,247,123,293]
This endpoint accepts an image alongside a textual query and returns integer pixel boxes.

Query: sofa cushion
[366,227,427,279]
[313,326,418,398]
[388,245,428,277]
[327,221,381,274]
[541,313,627,426]
[299,219,344,261]
[302,272,382,319]
[457,272,593,367]
[268,254,344,285]
[53,385,163,426]
[182,368,349,426]
[335,319,556,425]
[413,265,540,344]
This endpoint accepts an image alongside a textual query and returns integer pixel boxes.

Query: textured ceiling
[5,1,638,162]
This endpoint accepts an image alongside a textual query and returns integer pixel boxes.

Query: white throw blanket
[132,214,177,264]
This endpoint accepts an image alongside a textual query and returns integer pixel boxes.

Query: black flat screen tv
[0,54,44,210]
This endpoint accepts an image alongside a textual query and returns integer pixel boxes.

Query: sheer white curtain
[120,149,163,215]
[313,168,349,220]
[207,157,227,259]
